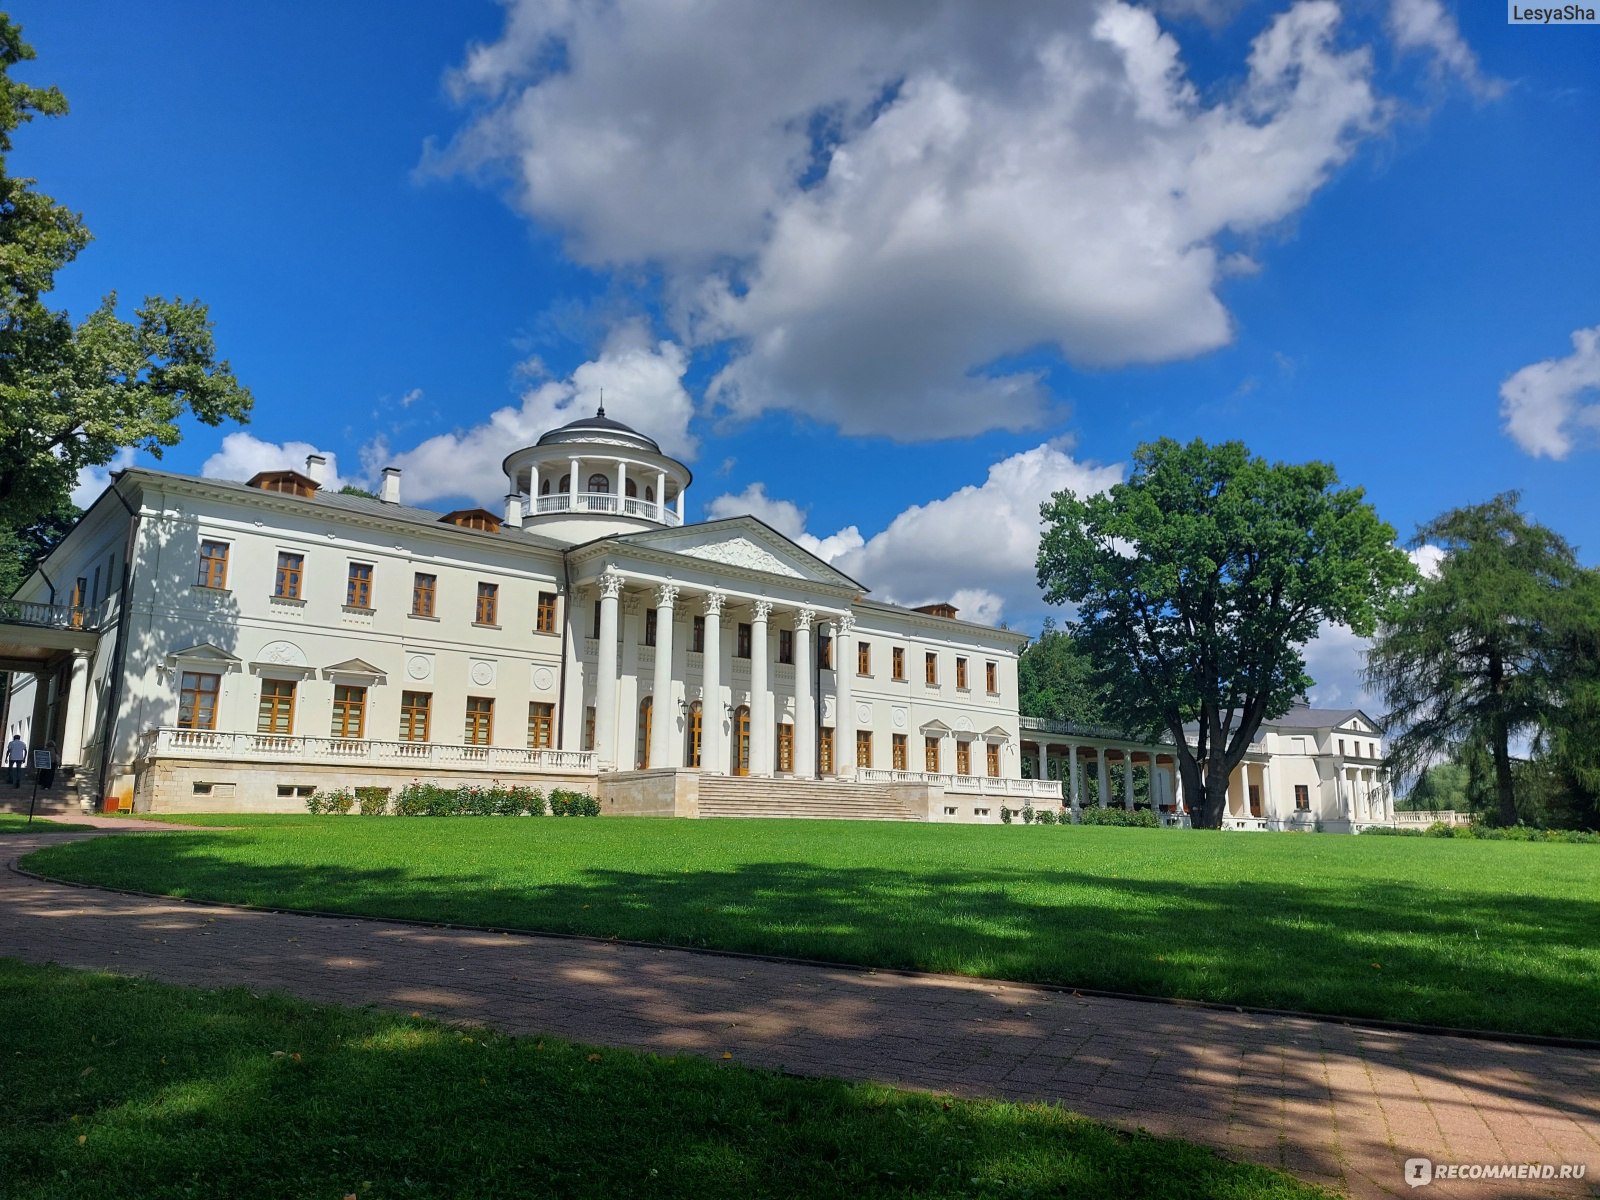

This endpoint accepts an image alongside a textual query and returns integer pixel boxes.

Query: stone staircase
[0,773,92,818]
[697,776,923,821]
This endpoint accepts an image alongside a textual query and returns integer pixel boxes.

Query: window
[778,629,793,665]
[275,553,304,599]
[400,692,431,742]
[584,707,596,752]
[692,615,706,653]
[536,591,558,634]
[892,647,905,681]
[892,734,907,770]
[412,573,436,618]
[986,661,998,694]
[925,652,938,685]
[819,726,834,774]
[197,540,229,589]
[1338,738,1345,756]
[818,633,832,670]
[528,701,554,749]
[476,582,499,626]
[925,737,940,773]
[637,697,653,768]
[70,576,86,627]
[736,622,752,658]
[734,706,751,776]
[257,679,295,736]
[592,600,602,637]
[776,723,793,772]
[685,701,702,767]
[464,697,494,746]
[330,685,366,738]
[1295,784,1310,811]
[857,641,871,675]
[986,743,1000,777]
[855,729,872,769]
[346,562,374,608]
[177,672,220,730]
[956,741,971,776]
[587,473,610,494]
[645,609,658,647]
[956,657,968,689]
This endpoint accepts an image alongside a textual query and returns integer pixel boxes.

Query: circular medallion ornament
[855,702,873,725]
[259,640,306,667]
[892,709,908,729]
[406,655,431,681]
[470,661,495,686]
[532,666,555,692]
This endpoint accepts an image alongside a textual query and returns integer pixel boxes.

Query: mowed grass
[26,816,1600,1040]
[0,959,1328,1200]
[0,815,95,833]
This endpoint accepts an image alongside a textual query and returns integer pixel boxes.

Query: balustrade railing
[0,597,112,631]
[139,727,598,773]
[857,768,1062,798]
[529,492,682,526]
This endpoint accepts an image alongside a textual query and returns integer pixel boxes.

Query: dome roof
[535,406,661,453]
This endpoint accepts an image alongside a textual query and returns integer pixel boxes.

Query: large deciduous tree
[1366,493,1597,827]
[1017,617,1107,726]
[0,16,251,540]
[1037,438,1413,830]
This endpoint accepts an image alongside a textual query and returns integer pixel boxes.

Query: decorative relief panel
[892,707,908,729]
[405,654,433,682]
[532,666,556,692]
[855,702,873,725]
[469,659,497,688]
[258,640,307,668]
[678,537,803,579]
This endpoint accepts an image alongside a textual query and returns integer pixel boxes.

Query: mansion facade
[1,409,1391,828]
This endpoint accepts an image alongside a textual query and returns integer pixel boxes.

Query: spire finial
[597,388,605,419]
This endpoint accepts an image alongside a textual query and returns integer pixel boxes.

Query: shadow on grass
[0,959,1332,1200]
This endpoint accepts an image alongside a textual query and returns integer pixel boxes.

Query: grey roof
[1264,705,1382,732]
[117,468,570,553]
[534,407,661,454]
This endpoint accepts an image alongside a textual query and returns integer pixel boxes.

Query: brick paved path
[4,830,1597,1200]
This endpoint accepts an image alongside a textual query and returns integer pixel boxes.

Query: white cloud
[373,324,697,507]
[399,388,423,409]
[1387,0,1503,99]
[1499,325,1600,459]
[1408,542,1444,579]
[434,0,1385,439]
[1303,621,1377,710]
[201,434,349,491]
[70,448,136,508]
[707,441,1123,623]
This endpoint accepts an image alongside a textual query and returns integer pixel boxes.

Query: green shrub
[548,788,599,817]
[304,793,324,815]
[518,787,547,817]
[1020,805,1036,825]
[1034,808,1058,825]
[355,787,390,816]
[461,787,497,817]
[1361,825,1423,836]
[999,806,1013,824]
[1077,805,1158,828]
[317,788,356,815]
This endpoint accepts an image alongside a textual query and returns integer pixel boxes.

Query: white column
[561,591,586,751]
[60,650,91,767]
[833,613,854,777]
[656,470,667,521]
[616,460,627,507]
[1096,747,1110,808]
[750,601,771,775]
[793,608,815,777]
[593,569,623,769]
[1123,751,1135,811]
[1068,744,1081,814]
[569,457,581,507]
[1262,762,1275,820]
[701,593,725,773]
[648,584,678,769]
[675,488,685,523]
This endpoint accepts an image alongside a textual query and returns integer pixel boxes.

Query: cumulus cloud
[70,448,136,508]
[1387,0,1503,98]
[1500,325,1600,459]
[1303,622,1377,710]
[707,441,1123,624]
[433,0,1385,439]
[372,324,696,507]
[202,434,350,491]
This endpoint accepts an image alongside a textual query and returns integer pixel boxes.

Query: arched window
[539,479,551,496]
[645,486,655,503]
[734,705,751,777]
[558,474,570,493]
[588,473,610,494]
[636,696,652,770]
[625,478,638,498]
[685,701,703,768]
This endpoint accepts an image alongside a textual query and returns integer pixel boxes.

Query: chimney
[380,467,402,505]
[503,493,524,529]
[304,453,327,486]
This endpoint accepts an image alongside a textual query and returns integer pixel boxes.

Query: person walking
[5,734,26,787]
[37,739,58,789]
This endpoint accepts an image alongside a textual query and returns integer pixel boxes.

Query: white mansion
[2,409,1392,828]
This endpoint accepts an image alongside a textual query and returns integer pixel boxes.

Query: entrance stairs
[697,776,923,821]
[0,773,91,818]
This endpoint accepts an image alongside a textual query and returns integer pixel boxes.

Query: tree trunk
[1197,771,1230,829]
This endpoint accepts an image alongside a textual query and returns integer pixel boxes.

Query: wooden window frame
[736,622,752,659]
[892,647,905,681]
[956,657,969,690]
[892,733,907,771]
[986,661,998,694]
[257,679,296,736]
[464,696,494,746]
[925,737,940,773]
[925,652,938,686]
[177,671,220,730]
[331,685,367,739]
[1295,784,1311,811]
[412,573,437,618]
[645,609,658,648]
[818,634,832,670]
[346,562,374,609]
[196,540,229,589]
[475,582,499,627]
[692,615,705,654]
[400,691,432,742]
[536,591,558,634]
[855,729,873,770]
[986,743,1000,778]
[955,741,971,776]
[275,552,304,600]
[637,697,653,769]
[528,701,554,749]
[819,726,834,774]
[857,641,870,676]
[685,702,702,768]
[776,723,793,773]
[734,706,751,776]
[778,628,794,666]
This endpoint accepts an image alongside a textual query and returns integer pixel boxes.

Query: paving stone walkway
[3,829,1596,1200]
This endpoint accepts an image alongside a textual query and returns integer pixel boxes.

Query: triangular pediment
[166,643,241,668]
[323,657,387,680]
[603,517,865,591]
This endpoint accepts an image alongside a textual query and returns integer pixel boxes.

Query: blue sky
[10,1,1599,701]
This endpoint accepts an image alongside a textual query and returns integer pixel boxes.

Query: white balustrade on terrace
[139,728,597,773]
[857,768,1062,799]
[531,492,683,526]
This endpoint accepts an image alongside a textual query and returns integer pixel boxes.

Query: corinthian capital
[795,607,815,632]
[656,583,679,610]
[752,599,773,622]
[703,590,726,617]
[836,611,856,637]
[599,569,625,599]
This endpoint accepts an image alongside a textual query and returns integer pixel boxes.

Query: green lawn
[0,815,95,833]
[0,959,1327,1200]
[24,816,1600,1040]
